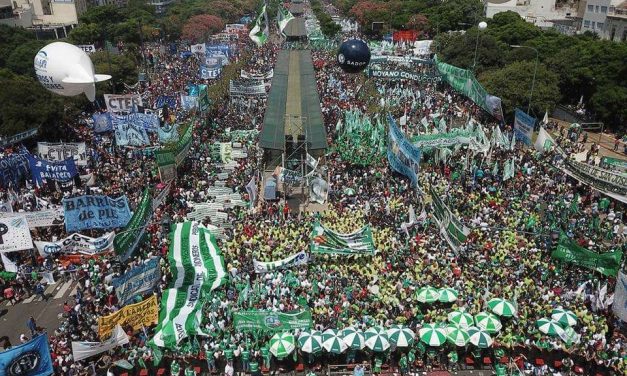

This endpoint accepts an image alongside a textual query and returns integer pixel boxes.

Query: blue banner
[158,124,179,143]
[513,108,536,146]
[0,148,30,187]
[388,115,422,164]
[114,122,149,146]
[112,257,161,305]
[205,44,231,55]
[181,95,198,110]
[387,116,421,187]
[0,333,53,376]
[92,112,113,133]
[187,85,199,97]
[155,95,177,109]
[28,155,78,186]
[63,194,132,232]
[111,113,159,132]
[200,65,221,79]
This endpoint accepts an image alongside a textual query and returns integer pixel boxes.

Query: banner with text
[112,257,161,305]
[38,142,87,166]
[551,234,623,277]
[34,232,115,257]
[253,251,309,273]
[28,155,78,186]
[72,325,129,362]
[513,108,535,146]
[366,68,440,83]
[229,80,266,96]
[112,113,160,133]
[98,295,158,339]
[310,222,376,255]
[0,215,33,252]
[115,122,150,146]
[233,310,313,332]
[1,207,63,228]
[104,94,143,113]
[114,188,153,259]
[63,195,131,232]
[0,334,53,375]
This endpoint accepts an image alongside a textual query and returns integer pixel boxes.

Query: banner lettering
[63,195,131,232]
[98,295,158,339]
[38,142,87,166]
[104,94,143,113]
[34,232,115,257]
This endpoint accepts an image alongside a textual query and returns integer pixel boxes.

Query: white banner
[34,232,115,257]
[0,208,64,228]
[72,325,129,361]
[240,69,274,80]
[1,253,18,273]
[613,271,627,322]
[77,44,96,54]
[103,94,143,113]
[0,202,12,213]
[190,43,206,55]
[0,216,33,252]
[38,142,88,166]
[253,251,309,273]
[229,80,266,96]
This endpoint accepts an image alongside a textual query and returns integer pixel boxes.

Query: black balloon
[336,39,371,74]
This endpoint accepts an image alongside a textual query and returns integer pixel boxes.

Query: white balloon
[478,21,488,30]
[34,42,111,102]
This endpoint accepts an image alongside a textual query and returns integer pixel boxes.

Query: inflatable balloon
[34,42,111,102]
[336,39,371,74]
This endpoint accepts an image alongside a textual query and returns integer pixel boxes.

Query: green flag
[277,5,294,35]
[233,310,313,332]
[551,234,623,277]
[310,222,376,255]
[249,5,268,47]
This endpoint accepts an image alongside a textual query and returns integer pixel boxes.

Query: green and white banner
[151,222,227,348]
[253,251,309,274]
[366,68,441,83]
[114,188,152,260]
[249,5,269,47]
[551,233,623,277]
[411,129,475,150]
[277,5,294,35]
[601,156,627,173]
[429,186,470,255]
[562,158,627,202]
[233,310,313,332]
[310,222,376,255]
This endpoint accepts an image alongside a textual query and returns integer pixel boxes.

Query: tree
[349,0,390,31]
[479,61,560,119]
[423,0,483,32]
[407,14,429,33]
[91,52,139,93]
[181,15,225,42]
[436,30,506,74]
[5,40,45,77]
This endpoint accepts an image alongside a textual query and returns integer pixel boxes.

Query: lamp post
[510,44,539,115]
[472,21,488,72]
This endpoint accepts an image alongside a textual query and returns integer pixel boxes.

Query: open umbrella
[448,310,474,328]
[418,324,447,347]
[269,332,295,358]
[551,308,577,327]
[468,326,493,348]
[341,327,365,350]
[474,312,502,333]
[298,330,323,354]
[487,298,517,317]
[416,286,440,303]
[445,324,469,347]
[438,288,459,303]
[364,326,390,352]
[322,329,347,354]
[387,325,415,347]
[536,318,566,337]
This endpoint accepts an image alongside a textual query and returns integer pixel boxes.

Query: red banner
[393,30,418,42]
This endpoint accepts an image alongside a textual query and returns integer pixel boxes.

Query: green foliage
[311,0,342,38]
[5,40,46,76]
[91,51,139,93]
[422,0,483,32]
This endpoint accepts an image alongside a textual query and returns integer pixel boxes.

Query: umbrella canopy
[341,327,365,350]
[448,310,474,328]
[487,298,517,317]
[551,308,577,327]
[364,326,390,352]
[438,288,459,303]
[468,326,493,348]
[343,187,356,196]
[416,286,441,303]
[298,330,323,354]
[269,332,295,358]
[475,312,502,333]
[322,329,348,354]
[445,324,469,347]
[536,318,566,337]
[387,325,415,347]
[418,324,447,347]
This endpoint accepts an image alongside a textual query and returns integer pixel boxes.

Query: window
[601,6,607,12]
[597,22,604,29]
[595,5,599,12]
[591,21,596,29]
[587,4,593,11]
[584,19,591,27]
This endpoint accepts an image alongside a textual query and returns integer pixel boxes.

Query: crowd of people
[0,5,625,376]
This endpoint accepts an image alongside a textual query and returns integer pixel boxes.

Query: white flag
[1,253,17,273]
[249,5,269,47]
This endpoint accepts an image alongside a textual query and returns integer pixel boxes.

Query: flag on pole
[277,5,294,35]
[542,111,549,125]
[249,5,269,47]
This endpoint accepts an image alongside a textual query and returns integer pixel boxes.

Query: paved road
[0,279,78,345]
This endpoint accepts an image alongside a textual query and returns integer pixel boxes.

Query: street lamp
[472,21,488,72]
[510,44,539,115]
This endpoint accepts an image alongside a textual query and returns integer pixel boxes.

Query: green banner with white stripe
[150,222,227,348]
[429,186,470,254]
[310,222,376,255]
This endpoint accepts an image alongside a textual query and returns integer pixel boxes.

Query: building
[602,0,627,39]
[580,0,623,35]
[486,0,579,29]
[0,0,87,37]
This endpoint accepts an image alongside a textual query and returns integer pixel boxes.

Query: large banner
[28,155,78,186]
[253,251,309,274]
[111,113,160,133]
[72,325,129,362]
[513,109,535,146]
[310,222,376,255]
[411,129,475,149]
[114,188,153,259]
[92,112,113,133]
[63,195,132,232]
[0,215,34,252]
[613,271,627,322]
[112,257,161,305]
[1,208,64,228]
[551,234,623,277]
[366,68,440,83]
[98,295,159,339]
[157,124,179,143]
[0,334,53,375]
[369,55,431,65]
[180,95,198,111]
[233,310,313,332]
[0,148,30,187]
[200,65,221,79]
[241,69,274,80]
[104,94,143,113]
[34,232,115,257]
[562,158,627,203]
[429,186,470,255]
[38,142,87,166]
[155,95,177,109]
[229,80,266,96]
[114,122,150,146]
[388,116,421,186]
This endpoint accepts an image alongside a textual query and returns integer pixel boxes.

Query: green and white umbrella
[269,332,295,358]
[438,288,459,303]
[551,308,577,327]
[468,326,493,348]
[448,310,474,329]
[487,298,517,317]
[364,326,390,352]
[418,324,447,346]
[298,330,323,354]
[474,312,502,333]
[387,325,415,347]
[536,318,566,337]
[343,187,356,196]
[322,329,347,354]
[445,324,470,347]
[416,286,441,303]
[341,327,365,350]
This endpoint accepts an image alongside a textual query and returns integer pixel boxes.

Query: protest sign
[63,195,131,232]
[155,95,177,109]
[190,43,206,55]
[310,222,376,255]
[180,95,198,111]
[240,69,274,80]
[28,155,78,186]
[0,215,33,252]
[200,65,221,79]
[387,116,421,187]
[98,295,159,339]
[429,186,470,255]
[229,80,266,96]
[38,142,87,166]
[513,109,535,146]
[551,234,623,277]
[112,257,161,305]
[253,251,309,273]
[114,122,149,146]
[72,325,129,361]
[104,94,143,113]
[233,310,313,332]
[34,232,115,257]
[0,208,64,228]
[0,148,30,187]
[77,44,96,53]
[114,188,152,260]
[111,113,160,132]
[366,68,441,83]
[0,334,53,375]
[92,112,113,132]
